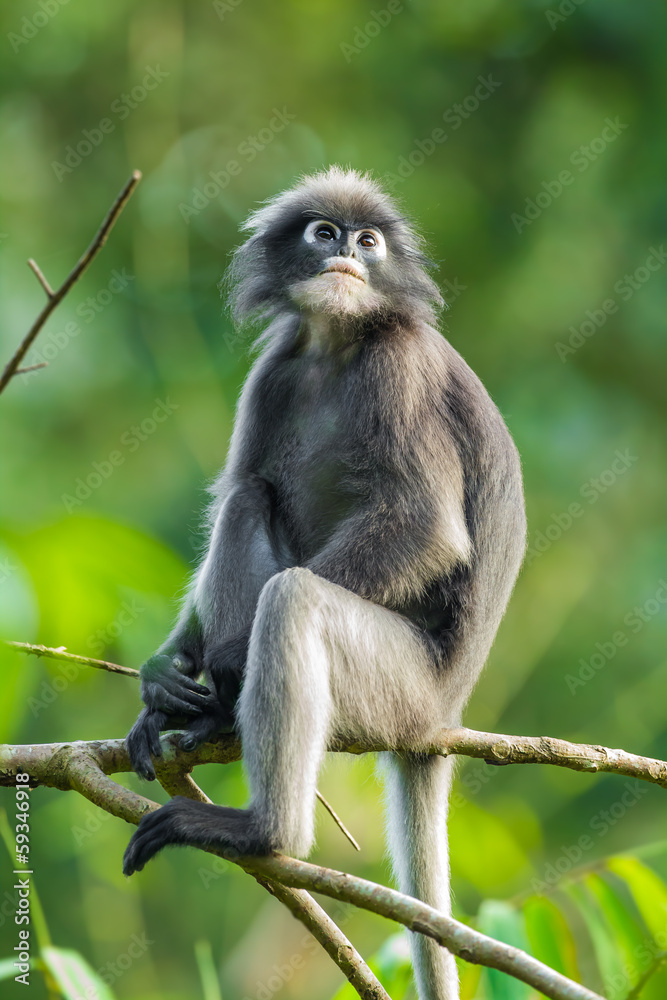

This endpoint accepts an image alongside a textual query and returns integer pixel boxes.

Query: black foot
[122,797,273,876]
[179,706,235,753]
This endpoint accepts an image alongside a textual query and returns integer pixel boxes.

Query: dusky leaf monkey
[123,167,526,1000]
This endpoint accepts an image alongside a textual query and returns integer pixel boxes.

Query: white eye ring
[304,219,341,244]
[355,229,386,257]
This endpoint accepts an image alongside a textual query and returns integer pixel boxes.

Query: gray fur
[124,167,526,1000]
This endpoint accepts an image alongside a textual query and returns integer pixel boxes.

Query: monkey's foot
[179,706,235,752]
[122,797,272,875]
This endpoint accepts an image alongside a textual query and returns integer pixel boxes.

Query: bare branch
[157,770,212,803]
[0,170,141,395]
[0,738,606,1000]
[243,854,605,1000]
[317,789,361,851]
[3,719,667,795]
[14,362,48,375]
[260,880,390,1000]
[430,727,667,789]
[5,648,665,999]
[5,641,138,678]
[27,258,54,298]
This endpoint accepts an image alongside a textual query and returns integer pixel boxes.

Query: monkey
[123,166,526,1000]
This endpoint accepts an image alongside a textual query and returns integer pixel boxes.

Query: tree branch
[9,642,664,790]
[6,643,665,999]
[0,737,606,1000]
[0,170,141,395]
[259,881,390,1000]
[5,641,138,677]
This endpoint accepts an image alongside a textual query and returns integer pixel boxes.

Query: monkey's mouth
[319,262,366,282]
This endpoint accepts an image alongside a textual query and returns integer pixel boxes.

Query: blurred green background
[1,1,666,998]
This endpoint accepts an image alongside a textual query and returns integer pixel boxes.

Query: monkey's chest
[270,408,371,559]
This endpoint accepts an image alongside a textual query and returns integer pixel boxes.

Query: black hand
[127,707,168,780]
[140,653,217,716]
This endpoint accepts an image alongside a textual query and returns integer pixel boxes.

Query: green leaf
[41,946,116,1000]
[7,512,188,654]
[565,882,625,995]
[450,799,531,895]
[522,894,580,981]
[584,873,645,967]
[0,956,31,981]
[476,900,532,1000]
[607,857,667,939]
[195,939,222,1000]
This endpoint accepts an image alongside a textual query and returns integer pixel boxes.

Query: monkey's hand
[177,628,250,753]
[140,652,215,715]
[127,653,217,780]
[127,707,169,781]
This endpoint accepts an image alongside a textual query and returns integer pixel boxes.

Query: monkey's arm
[128,476,284,777]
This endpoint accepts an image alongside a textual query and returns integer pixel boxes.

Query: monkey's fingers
[142,676,217,716]
[173,672,211,696]
[126,708,166,781]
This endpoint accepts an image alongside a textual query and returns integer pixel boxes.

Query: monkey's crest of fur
[226,165,443,330]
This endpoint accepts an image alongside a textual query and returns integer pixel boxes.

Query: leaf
[522,894,580,981]
[565,882,625,995]
[7,512,188,654]
[41,946,116,1000]
[584,872,646,968]
[195,939,222,1000]
[607,857,667,939]
[476,900,532,1000]
[0,956,32,981]
[450,799,531,895]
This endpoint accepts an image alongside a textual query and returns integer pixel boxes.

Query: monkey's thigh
[304,572,442,747]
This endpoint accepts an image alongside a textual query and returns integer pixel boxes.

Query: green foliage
[42,947,117,1000]
[0,0,665,996]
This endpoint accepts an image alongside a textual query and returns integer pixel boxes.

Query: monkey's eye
[357,232,377,249]
[303,219,342,245]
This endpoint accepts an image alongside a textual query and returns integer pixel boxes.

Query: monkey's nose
[338,246,356,258]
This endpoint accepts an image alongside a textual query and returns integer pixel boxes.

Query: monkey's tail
[383,752,459,1000]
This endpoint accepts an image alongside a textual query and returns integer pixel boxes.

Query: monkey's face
[287,218,391,317]
[229,168,443,328]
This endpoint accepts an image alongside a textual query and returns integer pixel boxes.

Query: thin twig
[14,362,48,375]
[4,640,138,678]
[27,259,54,298]
[0,170,141,394]
[317,789,361,851]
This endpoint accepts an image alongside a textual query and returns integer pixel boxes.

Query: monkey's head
[227,166,443,330]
